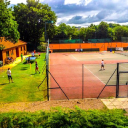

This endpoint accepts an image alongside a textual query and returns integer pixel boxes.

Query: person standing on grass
[32,51,34,57]
[38,52,40,58]
[101,59,105,70]
[35,61,40,74]
[21,53,23,62]
[7,68,13,83]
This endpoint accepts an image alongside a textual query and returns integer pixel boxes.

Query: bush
[37,42,47,52]
[34,54,39,58]
[0,108,128,128]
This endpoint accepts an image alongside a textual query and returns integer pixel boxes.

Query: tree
[0,0,20,43]
[58,23,68,39]
[79,27,86,40]
[97,21,109,39]
[13,0,57,49]
[85,27,95,41]
[114,26,128,41]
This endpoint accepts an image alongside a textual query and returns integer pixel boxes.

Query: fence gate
[117,62,128,98]
[98,62,128,98]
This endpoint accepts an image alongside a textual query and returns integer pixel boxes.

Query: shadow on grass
[30,73,35,75]
[21,67,28,70]
[29,89,47,93]
[23,61,35,64]
[0,83,8,85]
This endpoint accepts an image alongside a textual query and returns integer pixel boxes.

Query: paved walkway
[101,98,128,109]
[0,55,30,71]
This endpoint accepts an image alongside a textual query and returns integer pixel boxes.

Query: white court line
[71,55,79,61]
[84,66,105,85]
[120,66,128,69]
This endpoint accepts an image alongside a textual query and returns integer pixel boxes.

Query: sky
[10,0,128,27]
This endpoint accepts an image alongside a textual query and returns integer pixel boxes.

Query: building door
[0,51,2,60]
[16,47,19,57]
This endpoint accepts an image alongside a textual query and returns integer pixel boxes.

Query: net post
[116,63,119,98]
[82,64,84,99]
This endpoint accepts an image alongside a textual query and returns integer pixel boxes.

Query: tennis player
[101,59,105,70]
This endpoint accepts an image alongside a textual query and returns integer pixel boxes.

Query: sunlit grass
[0,53,47,103]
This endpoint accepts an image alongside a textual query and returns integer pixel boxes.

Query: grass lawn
[0,53,47,103]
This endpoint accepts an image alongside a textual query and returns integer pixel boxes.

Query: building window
[11,49,13,55]
[6,51,9,57]
[21,47,22,51]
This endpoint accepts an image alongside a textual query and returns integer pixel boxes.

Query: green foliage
[0,108,128,128]
[0,0,20,43]
[52,21,128,42]
[37,41,46,51]
[0,44,5,50]
[97,21,109,39]
[114,26,128,41]
[13,0,57,49]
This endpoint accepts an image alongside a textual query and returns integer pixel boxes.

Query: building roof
[0,37,27,50]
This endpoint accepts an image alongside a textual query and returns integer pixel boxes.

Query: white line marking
[84,66,105,84]
[71,55,79,61]
[120,65,128,70]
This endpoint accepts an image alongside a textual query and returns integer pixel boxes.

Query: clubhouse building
[0,37,27,65]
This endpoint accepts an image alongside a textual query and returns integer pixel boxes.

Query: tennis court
[49,52,128,100]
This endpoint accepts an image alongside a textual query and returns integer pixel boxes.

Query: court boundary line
[120,65,128,70]
[71,55,79,61]
[84,66,105,85]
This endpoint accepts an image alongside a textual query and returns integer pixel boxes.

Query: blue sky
[10,0,128,27]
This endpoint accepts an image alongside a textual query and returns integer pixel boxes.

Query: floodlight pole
[45,22,47,42]
[45,20,54,42]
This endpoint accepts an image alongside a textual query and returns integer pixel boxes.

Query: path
[0,55,30,72]
[0,98,128,113]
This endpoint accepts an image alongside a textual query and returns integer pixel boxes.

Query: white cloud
[64,0,92,5]
[85,0,92,5]
[10,0,26,4]
[64,0,81,5]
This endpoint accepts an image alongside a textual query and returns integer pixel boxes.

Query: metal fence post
[82,64,84,99]
[46,65,49,101]
[116,63,119,98]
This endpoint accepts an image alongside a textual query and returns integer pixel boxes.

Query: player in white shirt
[101,60,105,70]
[7,68,13,83]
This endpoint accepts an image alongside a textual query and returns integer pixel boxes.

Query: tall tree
[0,0,20,43]
[85,27,95,40]
[114,26,128,41]
[97,21,109,39]
[13,0,57,49]
[79,27,86,40]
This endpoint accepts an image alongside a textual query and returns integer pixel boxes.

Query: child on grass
[7,68,13,83]
[35,61,40,74]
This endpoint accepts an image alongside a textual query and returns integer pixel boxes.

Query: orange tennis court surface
[49,52,128,100]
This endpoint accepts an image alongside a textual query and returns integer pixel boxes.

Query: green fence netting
[59,39,82,43]
[121,37,128,42]
[88,38,111,43]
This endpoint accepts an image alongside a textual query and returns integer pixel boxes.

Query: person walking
[101,59,105,70]
[7,68,13,83]
[35,61,40,74]
[32,51,34,57]
[21,53,23,62]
